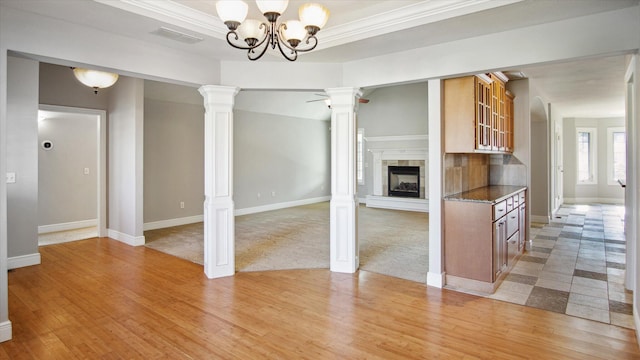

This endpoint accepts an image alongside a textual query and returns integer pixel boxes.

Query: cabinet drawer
[518,191,525,204]
[493,201,507,220]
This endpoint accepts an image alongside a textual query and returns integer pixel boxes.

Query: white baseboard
[107,229,145,246]
[531,215,550,224]
[235,196,330,216]
[365,195,429,212]
[564,197,624,205]
[427,271,445,288]
[38,219,97,234]
[358,197,367,204]
[144,215,203,231]
[8,252,41,270]
[0,321,12,343]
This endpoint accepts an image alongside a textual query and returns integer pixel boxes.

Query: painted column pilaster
[326,87,362,273]
[372,151,383,196]
[427,80,445,288]
[198,85,239,279]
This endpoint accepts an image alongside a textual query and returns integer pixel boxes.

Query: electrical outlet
[6,172,16,184]
[257,193,261,198]
[180,201,185,209]
[271,191,276,197]
[84,167,90,175]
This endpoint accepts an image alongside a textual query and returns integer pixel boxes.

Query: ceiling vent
[151,26,204,44]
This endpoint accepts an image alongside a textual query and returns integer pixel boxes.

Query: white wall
[530,97,550,221]
[108,76,145,245]
[6,56,40,264]
[562,117,626,203]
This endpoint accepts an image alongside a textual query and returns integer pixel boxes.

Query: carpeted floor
[144,202,429,283]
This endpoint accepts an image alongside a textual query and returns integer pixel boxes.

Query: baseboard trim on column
[107,229,145,246]
[427,271,445,288]
[0,321,12,342]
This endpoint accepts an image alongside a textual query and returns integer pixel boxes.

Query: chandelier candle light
[216,0,330,61]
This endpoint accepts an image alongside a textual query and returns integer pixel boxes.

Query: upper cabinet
[444,72,514,154]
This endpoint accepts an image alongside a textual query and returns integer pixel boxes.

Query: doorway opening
[37,105,107,245]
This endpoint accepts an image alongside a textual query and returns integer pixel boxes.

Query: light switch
[6,172,16,184]
[84,167,90,175]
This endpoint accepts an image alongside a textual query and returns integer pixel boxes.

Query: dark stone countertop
[444,185,526,203]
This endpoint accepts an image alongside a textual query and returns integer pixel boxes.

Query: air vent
[151,26,204,44]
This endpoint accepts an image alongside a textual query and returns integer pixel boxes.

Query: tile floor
[488,204,635,329]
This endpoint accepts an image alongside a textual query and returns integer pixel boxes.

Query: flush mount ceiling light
[216,0,329,61]
[72,67,119,94]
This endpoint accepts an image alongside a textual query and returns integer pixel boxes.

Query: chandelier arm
[247,37,271,61]
[225,29,269,51]
[275,27,319,54]
[275,39,298,61]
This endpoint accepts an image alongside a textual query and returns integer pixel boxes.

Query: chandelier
[72,67,119,94]
[216,0,330,61]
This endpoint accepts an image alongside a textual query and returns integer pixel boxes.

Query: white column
[198,85,239,279]
[326,87,362,273]
[427,80,445,288]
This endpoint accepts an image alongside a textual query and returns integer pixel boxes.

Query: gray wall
[233,109,331,210]
[7,56,39,258]
[356,82,429,197]
[563,117,626,202]
[530,98,550,220]
[38,113,97,226]
[143,82,204,223]
[108,76,145,237]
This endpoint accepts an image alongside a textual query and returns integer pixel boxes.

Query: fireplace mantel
[365,136,428,212]
[368,148,428,197]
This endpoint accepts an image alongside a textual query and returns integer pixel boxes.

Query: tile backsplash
[444,153,526,196]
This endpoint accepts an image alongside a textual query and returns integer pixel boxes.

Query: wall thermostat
[41,140,53,150]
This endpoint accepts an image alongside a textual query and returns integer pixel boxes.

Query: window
[607,127,626,185]
[576,128,597,184]
[357,128,365,185]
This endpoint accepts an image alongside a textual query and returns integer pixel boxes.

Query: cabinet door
[519,204,526,251]
[505,92,515,153]
[475,77,492,151]
[493,218,507,281]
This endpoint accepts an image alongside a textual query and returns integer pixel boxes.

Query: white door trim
[38,105,107,237]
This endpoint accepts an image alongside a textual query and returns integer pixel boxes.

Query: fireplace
[388,166,420,198]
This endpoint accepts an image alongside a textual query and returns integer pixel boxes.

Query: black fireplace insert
[388,166,420,198]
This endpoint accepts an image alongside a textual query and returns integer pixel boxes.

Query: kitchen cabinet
[444,186,526,293]
[444,72,514,154]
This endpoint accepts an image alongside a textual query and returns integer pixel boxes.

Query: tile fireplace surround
[366,146,428,212]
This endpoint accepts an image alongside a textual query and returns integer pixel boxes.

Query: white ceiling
[3,0,637,119]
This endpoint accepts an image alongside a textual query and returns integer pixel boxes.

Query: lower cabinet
[444,188,527,293]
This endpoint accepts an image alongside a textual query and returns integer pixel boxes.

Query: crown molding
[94,0,228,38]
[317,0,523,50]
[96,0,523,52]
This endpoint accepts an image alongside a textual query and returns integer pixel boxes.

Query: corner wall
[6,56,40,269]
[108,76,145,245]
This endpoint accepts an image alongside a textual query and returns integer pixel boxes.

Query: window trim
[606,127,625,186]
[576,127,597,185]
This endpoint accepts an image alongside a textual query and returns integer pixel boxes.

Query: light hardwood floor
[2,237,639,359]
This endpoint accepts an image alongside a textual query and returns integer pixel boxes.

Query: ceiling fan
[306,93,370,108]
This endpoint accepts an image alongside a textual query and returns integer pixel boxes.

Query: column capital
[325,87,363,107]
[198,85,240,110]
